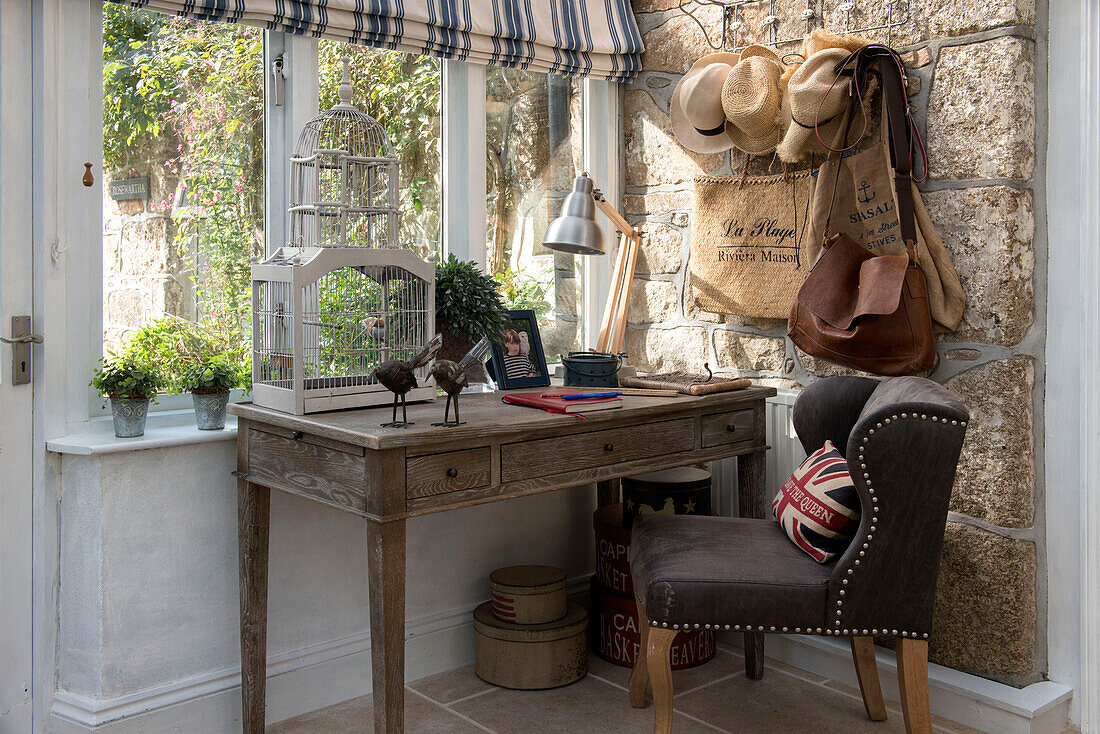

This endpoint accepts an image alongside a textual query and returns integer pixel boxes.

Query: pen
[558,392,621,400]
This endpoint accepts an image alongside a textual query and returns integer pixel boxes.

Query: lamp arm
[593,195,640,240]
[590,193,641,354]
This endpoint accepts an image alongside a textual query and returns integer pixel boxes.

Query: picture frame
[488,310,551,389]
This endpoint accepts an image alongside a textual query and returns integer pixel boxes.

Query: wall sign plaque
[109,177,150,201]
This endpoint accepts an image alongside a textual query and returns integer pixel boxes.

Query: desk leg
[597,478,621,507]
[238,480,270,734]
[738,449,767,680]
[367,518,407,734]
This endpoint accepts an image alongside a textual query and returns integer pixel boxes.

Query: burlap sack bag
[807,142,966,332]
[689,170,815,318]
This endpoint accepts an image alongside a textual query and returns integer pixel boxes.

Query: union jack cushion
[772,440,861,563]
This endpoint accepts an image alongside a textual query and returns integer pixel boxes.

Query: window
[95,5,615,414]
[485,68,586,362]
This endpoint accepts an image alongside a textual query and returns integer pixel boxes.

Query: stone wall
[102,137,195,352]
[625,0,1044,686]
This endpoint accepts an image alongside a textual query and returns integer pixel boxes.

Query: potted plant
[90,357,161,438]
[435,254,507,381]
[182,355,241,430]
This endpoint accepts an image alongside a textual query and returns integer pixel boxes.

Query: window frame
[87,16,620,422]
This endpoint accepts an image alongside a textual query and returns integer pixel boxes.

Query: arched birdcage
[289,58,399,249]
[251,59,437,415]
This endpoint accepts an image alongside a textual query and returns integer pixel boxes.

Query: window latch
[271,55,285,107]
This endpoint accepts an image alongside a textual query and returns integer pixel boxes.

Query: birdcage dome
[289,57,400,249]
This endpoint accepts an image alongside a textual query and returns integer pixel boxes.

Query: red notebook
[502,389,622,414]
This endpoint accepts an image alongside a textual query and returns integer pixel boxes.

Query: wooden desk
[229,385,776,733]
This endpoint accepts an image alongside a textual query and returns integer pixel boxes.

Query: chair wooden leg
[897,638,933,734]
[628,595,651,708]
[647,626,677,734]
[850,637,888,721]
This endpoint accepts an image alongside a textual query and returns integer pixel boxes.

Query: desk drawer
[700,408,755,448]
[407,448,492,499]
[248,428,366,510]
[500,418,694,483]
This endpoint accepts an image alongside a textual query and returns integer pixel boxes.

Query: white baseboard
[757,634,1073,734]
[48,576,590,734]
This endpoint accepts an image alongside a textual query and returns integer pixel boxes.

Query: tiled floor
[267,644,988,733]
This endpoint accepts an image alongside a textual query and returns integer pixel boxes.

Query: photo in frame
[488,310,551,389]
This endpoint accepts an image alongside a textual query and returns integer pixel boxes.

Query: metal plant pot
[110,397,150,438]
[192,391,230,430]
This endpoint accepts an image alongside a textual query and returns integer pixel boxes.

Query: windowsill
[48,410,238,456]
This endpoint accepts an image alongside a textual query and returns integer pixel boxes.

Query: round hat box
[593,504,634,597]
[622,466,712,526]
[474,600,588,689]
[590,580,716,669]
[489,565,567,625]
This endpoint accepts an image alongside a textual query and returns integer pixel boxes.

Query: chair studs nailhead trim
[860,463,867,470]
[876,422,882,428]
[951,420,958,425]
[869,429,875,434]
[770,626,776,632]
[901,413,908,418]
[795,627,802,633]
[859,551,865,557]
[842,579,848,585]
[901,631,909,637]
[923,633,929,639]
[961,421,968,427]
[816,628,822,633]
[892,629,898,635]
[863,473,869,479]
[884,418,891,424]
[694,623,700,629]
[891,414,898,420]
[734,624,740,630]
[847,568,854,575]
[782,627,788,632]
[862,629,869,635]
[839,590,846,596]
[863,437,869,443]
[662,622,668,628]
[872,629,879,635]
[837,600,843,606]
[854,559,860,565]
[724,625,731,630]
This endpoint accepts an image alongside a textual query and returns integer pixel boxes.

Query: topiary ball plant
[435,254,507,371]
[182,355,242,394]
[90,356,162,401]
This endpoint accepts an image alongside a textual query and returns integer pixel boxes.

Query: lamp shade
[542,175,606,255]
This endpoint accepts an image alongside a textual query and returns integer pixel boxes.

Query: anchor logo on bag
[857,180,876,204]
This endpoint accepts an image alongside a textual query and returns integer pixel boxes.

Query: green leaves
[435,255,508,343]
[181,354,242,392]
[90,356,162,400]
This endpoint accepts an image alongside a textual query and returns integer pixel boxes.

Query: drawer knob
[446,468,459,478]
[291,431,303,440]
[726,424,736,432]
[604,443,614,452]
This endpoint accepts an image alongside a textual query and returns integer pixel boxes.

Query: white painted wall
[50,438,596,731]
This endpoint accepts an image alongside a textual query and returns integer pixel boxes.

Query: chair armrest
[792,377,880,454]
[825,381,969,638]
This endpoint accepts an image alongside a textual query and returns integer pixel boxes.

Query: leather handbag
[788,46,936,376]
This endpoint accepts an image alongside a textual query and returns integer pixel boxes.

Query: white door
[0,0,35,731]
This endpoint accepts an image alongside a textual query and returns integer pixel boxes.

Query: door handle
[3,316,41,385]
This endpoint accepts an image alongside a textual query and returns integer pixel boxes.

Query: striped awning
[113,1,644,82]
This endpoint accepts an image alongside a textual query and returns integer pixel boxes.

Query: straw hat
[721,45,787,156]
[671,52,740,153]
[776,47,859,162]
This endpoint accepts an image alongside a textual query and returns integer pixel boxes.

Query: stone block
[927,38,1035,181]
[624,325,709,373]
[714,332,787,372]
[637,222,684,275]
[116,217,172,276]
[794,347,877,379]
[626,90,725,187]
[931,522,1036,679]
[924,186,1034,345]
[106,289,147,329]
[945,356,1034,528]
[632,0,680,13]
[627,279,680,324]
[640,7,724,74]
[623,189,694,216]
[924,0,1035,37]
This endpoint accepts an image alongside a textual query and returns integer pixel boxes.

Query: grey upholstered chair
[627,376,969,734]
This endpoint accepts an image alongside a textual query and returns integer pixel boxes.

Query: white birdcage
[289,58,399,249]
[251,59,436,415]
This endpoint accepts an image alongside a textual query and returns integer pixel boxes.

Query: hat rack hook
[674,0,910,53]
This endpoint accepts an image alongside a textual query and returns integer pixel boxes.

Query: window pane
[486,69,585,363]
[102,6,261,389]
[317,42,442,263]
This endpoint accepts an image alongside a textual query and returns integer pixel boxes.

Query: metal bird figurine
[430,336,491,427]
[372,333,443,427]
